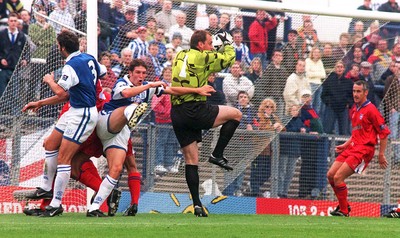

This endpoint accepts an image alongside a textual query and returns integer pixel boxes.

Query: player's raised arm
[43,72,69,99]
[165,85,215,96]
[121,81,167,98]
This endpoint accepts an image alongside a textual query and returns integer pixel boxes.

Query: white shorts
[55,106,98,144]
[96,111,130,152]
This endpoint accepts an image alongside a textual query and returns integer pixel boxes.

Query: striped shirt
[233,42,252,67]
[149,54,162,77]
[128,38,149,59]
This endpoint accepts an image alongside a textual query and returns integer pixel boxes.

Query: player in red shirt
[327,80,390,217]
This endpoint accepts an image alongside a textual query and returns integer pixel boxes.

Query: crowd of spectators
[0,0,399,199]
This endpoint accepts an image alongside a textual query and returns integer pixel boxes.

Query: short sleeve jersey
[58,51,106,108]
[171,45,235,105]
[350,100,390,146]
[102,75,164,113]
[59,80,107,117]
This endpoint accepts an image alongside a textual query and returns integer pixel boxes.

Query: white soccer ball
[218,31,233,45]
[212,34,224,52]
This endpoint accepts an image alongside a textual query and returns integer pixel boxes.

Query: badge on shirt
[62,75,69,81]
[359,114,363,120]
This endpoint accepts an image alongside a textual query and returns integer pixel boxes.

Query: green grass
[0,213,399,238]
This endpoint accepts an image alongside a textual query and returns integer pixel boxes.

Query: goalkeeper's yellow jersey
[171,45,235,106]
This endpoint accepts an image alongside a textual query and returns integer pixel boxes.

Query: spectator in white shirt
[223,62,255,106]
[168,11,194,49]
[165,32,183,53]
[49,0,75,35]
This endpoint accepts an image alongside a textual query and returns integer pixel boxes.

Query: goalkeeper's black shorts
[171,101,219,148]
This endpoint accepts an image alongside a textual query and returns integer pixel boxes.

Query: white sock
[89,175,118,212]
[49,165,71,208]
[42,150,58,191]
[123,104,138,121]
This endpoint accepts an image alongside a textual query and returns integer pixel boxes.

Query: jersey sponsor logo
[62,75,69,81]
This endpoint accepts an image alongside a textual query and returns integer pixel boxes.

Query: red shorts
[79,132,103,158]
[79,133,134,158]
[335,144,375,173]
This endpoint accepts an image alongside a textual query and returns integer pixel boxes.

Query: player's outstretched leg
[126,103,148,130]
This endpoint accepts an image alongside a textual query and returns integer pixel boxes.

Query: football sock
[212,120,240,158]
[128,172,141,205]
[89,175,118,212]
[77,160,102,192]
[328,178,335,188]
[185,165,201,207]
[335,183,349,214]
[49,164,71,208]
[42,150,58,191]
[123,103,138,121]
[40,199,51,211]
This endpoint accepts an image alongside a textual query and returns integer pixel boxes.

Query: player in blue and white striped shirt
[87,59,215,216]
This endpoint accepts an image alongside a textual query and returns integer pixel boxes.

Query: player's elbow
[56,90,69,101]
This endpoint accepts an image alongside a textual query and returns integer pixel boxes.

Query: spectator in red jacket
[248,10,277,69]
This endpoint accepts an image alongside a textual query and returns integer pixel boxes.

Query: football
[217,31,233,45]
[212,34,224,52]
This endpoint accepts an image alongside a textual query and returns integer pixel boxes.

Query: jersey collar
[65,51,81,62]
[123,75,134,87]
[356,100,371,111]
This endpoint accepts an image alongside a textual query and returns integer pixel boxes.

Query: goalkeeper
[170,30,242,217]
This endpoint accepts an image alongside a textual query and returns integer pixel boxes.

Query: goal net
[0,0,398,217]
[0,0,89,213]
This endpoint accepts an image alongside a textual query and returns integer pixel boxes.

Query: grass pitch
[0,213,399,238]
